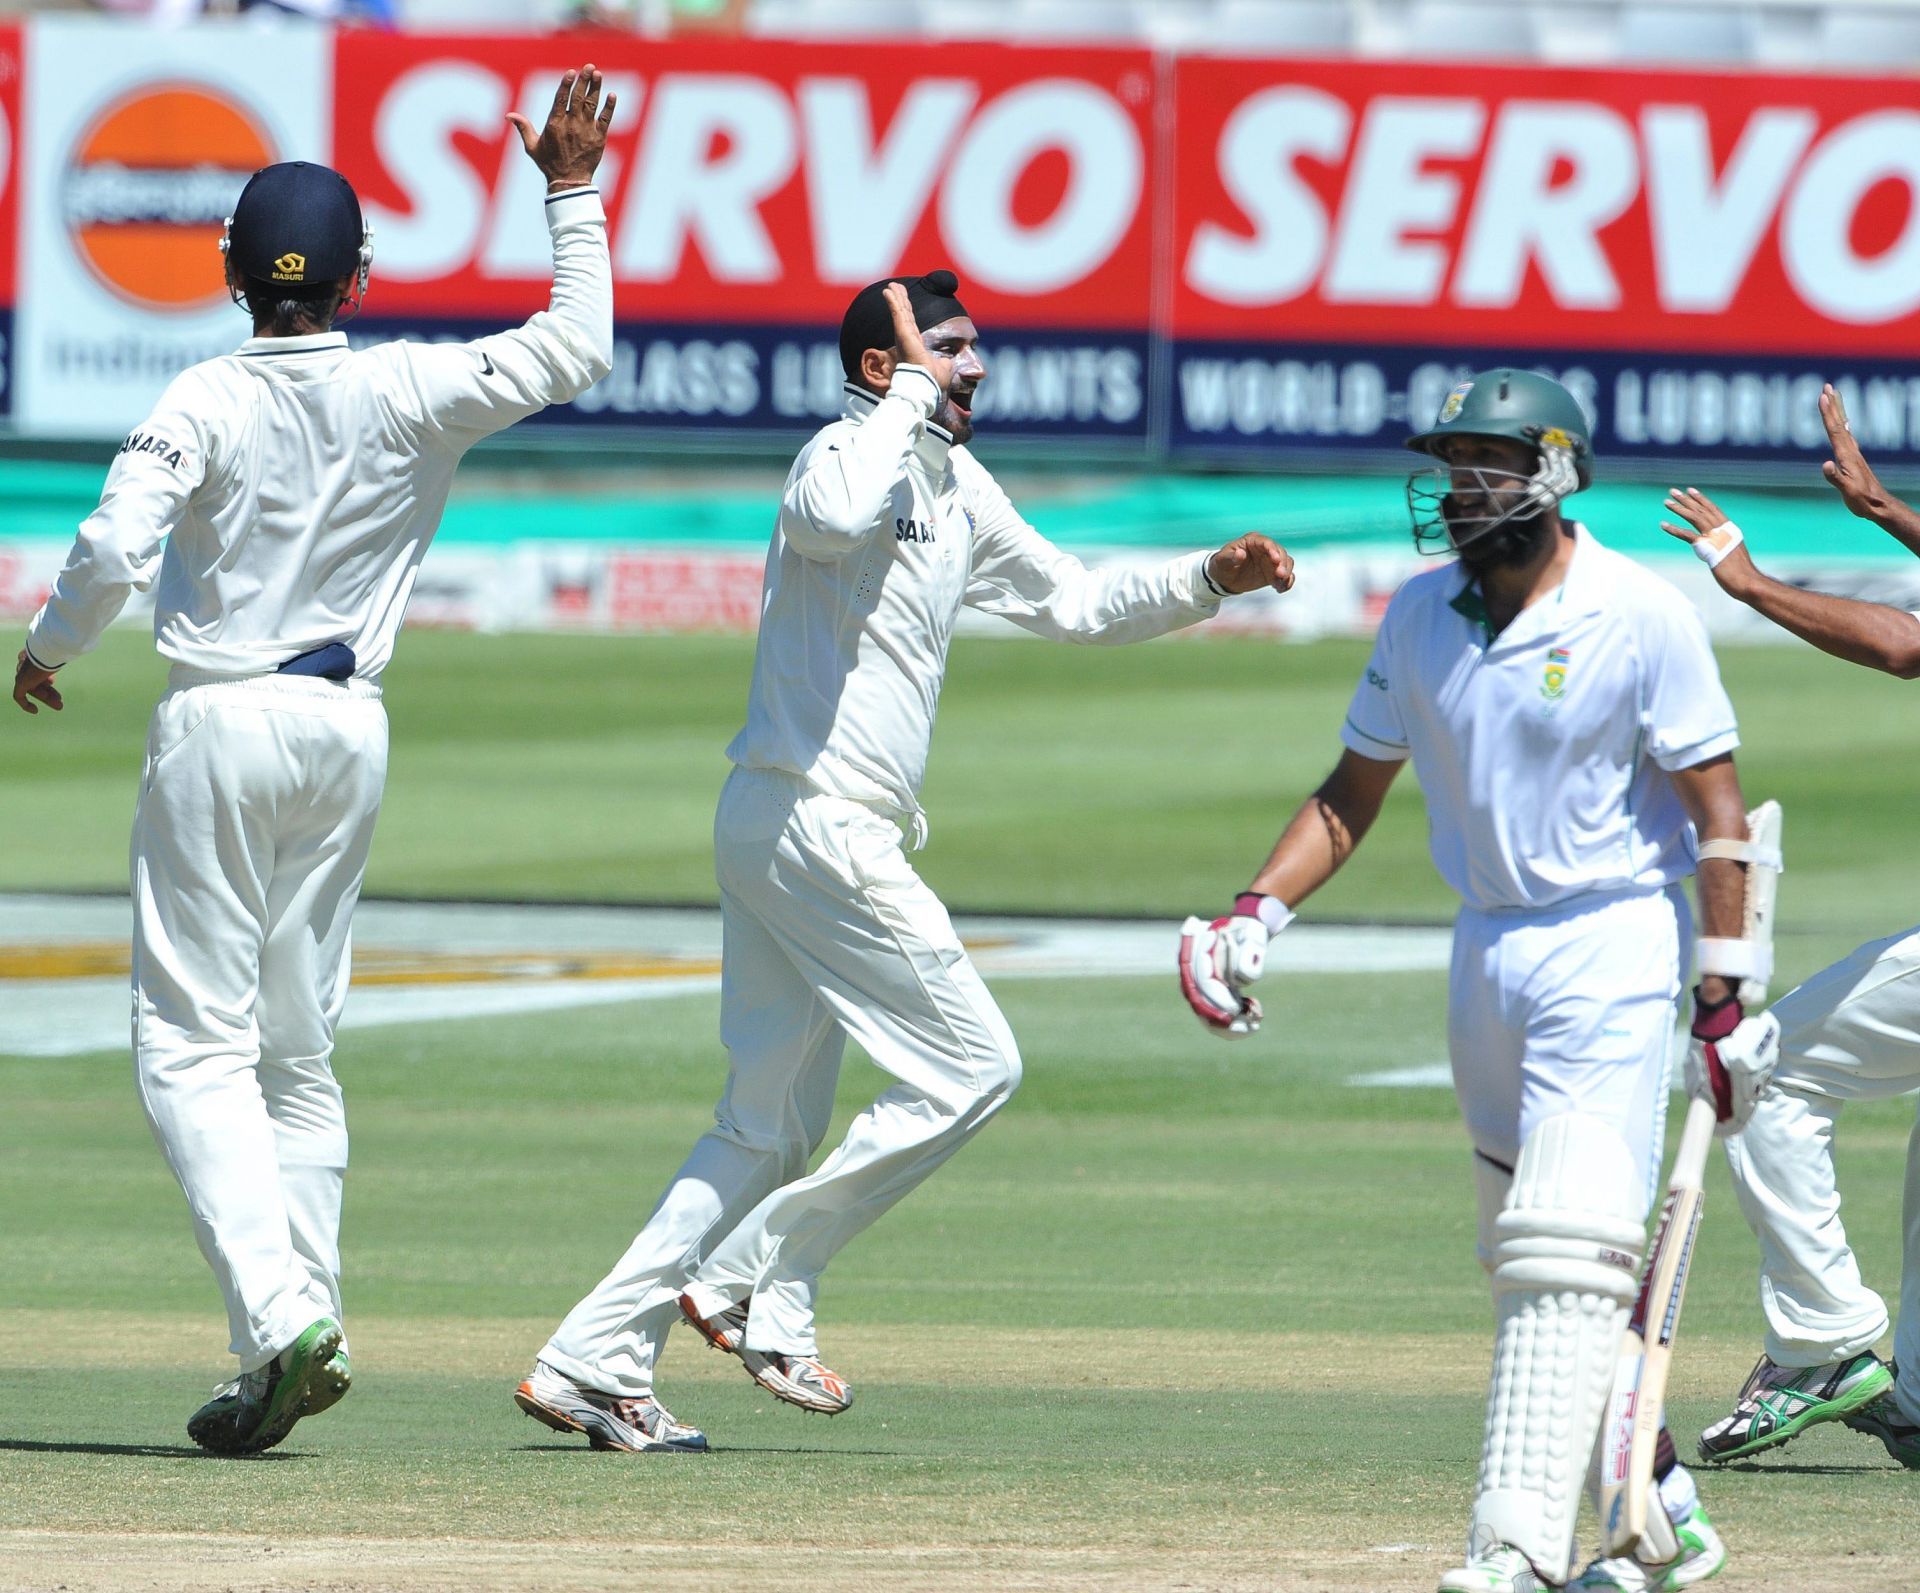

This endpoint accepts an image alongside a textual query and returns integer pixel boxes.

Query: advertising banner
[0,25,19,421]
[15,19,329,436]
[8,27,1920,475]
[1171,57,1920,466]
[332,33,1157,442]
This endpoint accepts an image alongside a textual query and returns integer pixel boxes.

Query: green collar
[1449,579,1494,646]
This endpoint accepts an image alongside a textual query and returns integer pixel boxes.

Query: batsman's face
[1440,435,1538,522]
[920,316,986,443]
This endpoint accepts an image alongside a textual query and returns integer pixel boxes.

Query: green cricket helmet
[1404,369,1595,556]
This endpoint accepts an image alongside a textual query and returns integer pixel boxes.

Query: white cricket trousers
[1450,886,1688,1260]
[131,671,387,1373]
[541,765,1022,1394]
[1723,923,1920,1422]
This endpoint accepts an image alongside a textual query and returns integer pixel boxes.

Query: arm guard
[1695,798,1783,1006]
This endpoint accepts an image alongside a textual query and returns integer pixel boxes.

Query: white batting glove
[1683,991,1782,1133]
[1178,893,1293,1040]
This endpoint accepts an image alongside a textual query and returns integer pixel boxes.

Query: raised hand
[882,282,944,390]
[1819,384,1892,524]
[508,65,617,194]
[1660,486,1755,592]
[1205,533,1295,595]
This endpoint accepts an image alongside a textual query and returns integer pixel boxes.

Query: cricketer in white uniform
[514,273,1295,1453]
[1177,371,1770,1593]
[1661,387,1920,1474]
[10,67,617,1455]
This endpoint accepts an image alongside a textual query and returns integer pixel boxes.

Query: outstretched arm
[1662,484,1920,678]
[403,66,617,441]
[964,457,1294,642]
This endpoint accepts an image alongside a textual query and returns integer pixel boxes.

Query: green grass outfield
[4,630,1919,1591]
[6,627,1920,928]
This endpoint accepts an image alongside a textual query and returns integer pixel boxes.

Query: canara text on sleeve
[1341,525,1739,912]
[727,378,1226,829]
[25,188,613,679]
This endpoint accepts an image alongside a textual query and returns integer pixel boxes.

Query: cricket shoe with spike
[513,1362,707,1453]
[1435,1545,1542,1592]
[1697,1350,1892,1462]
[679,1292,854,1415]
[1843,1379,1920,1468]
[187,1315,343,1456]
[301,1344,352,1418]
[1566,1503,1727,1590]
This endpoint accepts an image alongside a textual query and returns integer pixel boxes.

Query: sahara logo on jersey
[1542,645,1571,701]
[119,430,184,468]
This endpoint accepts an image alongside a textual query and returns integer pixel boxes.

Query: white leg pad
[1469,1113,1645,1584]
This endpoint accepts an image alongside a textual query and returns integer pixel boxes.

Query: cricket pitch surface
[5,892,1915,1591]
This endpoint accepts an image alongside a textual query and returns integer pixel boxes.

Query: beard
[1451,504,1554,573]
[935,396,973,443]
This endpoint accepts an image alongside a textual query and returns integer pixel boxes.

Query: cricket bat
[1600,799,1782,1555]
[1600,1093,1715,1556]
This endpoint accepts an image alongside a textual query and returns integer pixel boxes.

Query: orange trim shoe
[678,1293,854,1415]
[514,1362,707,1453]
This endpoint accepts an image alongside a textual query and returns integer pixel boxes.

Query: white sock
[1657,1462,1699,1526]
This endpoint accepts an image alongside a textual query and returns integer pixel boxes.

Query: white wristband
[1689,521,1745,569]
[1253,896,1294,935]
[1696,937,1772,984]
[1234,892,1295,935]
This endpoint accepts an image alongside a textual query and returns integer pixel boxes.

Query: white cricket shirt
[1341,525,1739,912]
[728,375,1224,827]
[25,188,614,681]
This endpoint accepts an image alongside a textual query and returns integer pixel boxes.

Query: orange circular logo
[62,83,275,313]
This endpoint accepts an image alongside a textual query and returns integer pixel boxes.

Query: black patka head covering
[838,269,968,378]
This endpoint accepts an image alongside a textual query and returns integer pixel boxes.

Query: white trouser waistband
[728,763,928,848]
[165,664,383,701]
[1458,882,1677,930]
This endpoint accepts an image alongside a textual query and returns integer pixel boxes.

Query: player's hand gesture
[1661,487,1758,597]
[509,65,617,195]
[1206,534,1295,595]
[1819,384,1892,525]
[12,648,63,716]
[882,282,946,393]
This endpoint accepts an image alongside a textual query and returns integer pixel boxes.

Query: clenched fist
[1206,534,1295,596]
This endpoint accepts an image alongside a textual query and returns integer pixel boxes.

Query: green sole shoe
[1699,1352,1893,1463]
[189,1317,344,1457]
[302,1346,352,1418]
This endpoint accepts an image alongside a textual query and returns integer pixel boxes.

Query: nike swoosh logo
[480,352,495,376]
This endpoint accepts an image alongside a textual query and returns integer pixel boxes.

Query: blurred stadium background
[7,5,1920,1590]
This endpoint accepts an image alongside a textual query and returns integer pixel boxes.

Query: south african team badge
[1542,646,1571,701]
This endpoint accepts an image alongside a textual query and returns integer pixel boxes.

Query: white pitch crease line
[1347,1064,1455,1089]
[3,892,1454,1061]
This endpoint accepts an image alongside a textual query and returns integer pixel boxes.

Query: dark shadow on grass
[513,1443,903,1457]
[1719,1459,1902,1476]
[0,1437,301,1460]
